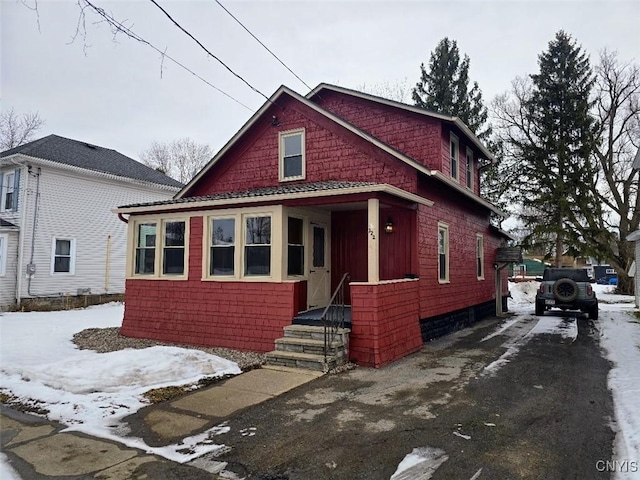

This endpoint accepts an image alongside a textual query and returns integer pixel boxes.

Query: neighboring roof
[627,230,640,242]
[0,135,183,189]
[0,219,17,228]
[307,83,496,164]
[177,85,505,217]
[115,180,433,214]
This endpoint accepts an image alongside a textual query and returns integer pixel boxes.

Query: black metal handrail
[321,272,350,371]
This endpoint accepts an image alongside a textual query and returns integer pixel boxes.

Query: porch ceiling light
[384,217,394,234]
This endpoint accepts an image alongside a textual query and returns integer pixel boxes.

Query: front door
[307,222,330,309]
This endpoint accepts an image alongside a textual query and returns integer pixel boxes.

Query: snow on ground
[0,303,241,464]
[394,281,640,479]
[1,285,638,479]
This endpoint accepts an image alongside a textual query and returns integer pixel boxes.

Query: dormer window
[279,129,305,181]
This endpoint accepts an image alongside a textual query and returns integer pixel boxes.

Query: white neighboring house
[0,134,182,310]
[628,230,640,308]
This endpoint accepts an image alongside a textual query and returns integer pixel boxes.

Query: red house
[115,84,511,368]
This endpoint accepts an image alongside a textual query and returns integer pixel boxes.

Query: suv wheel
[553,278,579,302]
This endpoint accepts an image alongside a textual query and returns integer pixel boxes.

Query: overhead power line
[81,0,253,111]
[213,0,313,92]
[148,0,272,103]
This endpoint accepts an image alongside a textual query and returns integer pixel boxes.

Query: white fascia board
[1,154,180,192]
[114,183,434,215]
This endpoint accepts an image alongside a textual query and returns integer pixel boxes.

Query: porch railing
[321,272,350,371]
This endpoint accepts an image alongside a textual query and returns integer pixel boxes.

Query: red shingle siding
[187,96,417,197]
[314,91,442,170]
[120,217,297,352]
[350,280,422,367]
[415,179,503,318]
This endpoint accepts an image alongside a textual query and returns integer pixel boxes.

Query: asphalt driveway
[207,314,614,479]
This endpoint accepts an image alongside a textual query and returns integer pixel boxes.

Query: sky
[1,284,638,478]
[2,0,639,161]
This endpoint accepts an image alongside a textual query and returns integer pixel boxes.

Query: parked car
[536,268,598,319]
[597,275,618,285]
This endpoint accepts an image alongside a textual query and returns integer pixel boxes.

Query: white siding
[636,240,640,308]
[18,165,176,298]
[0,230,19,309]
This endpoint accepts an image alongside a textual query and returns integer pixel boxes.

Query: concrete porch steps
[266,324,351,372]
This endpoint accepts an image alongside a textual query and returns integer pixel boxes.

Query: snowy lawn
[0,303,241,467]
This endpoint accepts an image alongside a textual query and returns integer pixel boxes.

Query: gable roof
[0,135,183,189]
[177,84,504,217]
[308,83,496,164]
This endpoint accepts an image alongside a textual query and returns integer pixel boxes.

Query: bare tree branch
[0,108,45,150]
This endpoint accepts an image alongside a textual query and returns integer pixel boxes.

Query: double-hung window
[210,218,235,276]
[245,216,271,276]
[135,223,157,275]
[1,172,15,211]
[162,221,185,275]
[279,129,305,181]
[438,223,449,283]
[476,234,484,279]
[133,219,186,277]
[466,148,474,189]
[287,217,304,276]
[450,134,459,181]
[51,238,76,274]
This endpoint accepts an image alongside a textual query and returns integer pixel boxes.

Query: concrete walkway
[1,365,321,479]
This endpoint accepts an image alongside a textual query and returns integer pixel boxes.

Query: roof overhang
[307,83,497,164]
[490,224,516,241]
[114,182,433,215]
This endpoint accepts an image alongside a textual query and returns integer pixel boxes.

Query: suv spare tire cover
[553,278,579,302]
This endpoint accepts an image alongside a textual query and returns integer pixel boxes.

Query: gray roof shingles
[0,135,183,188]
[118,180,378,209]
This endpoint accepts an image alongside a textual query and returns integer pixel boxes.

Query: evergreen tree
[412,38,490,140]
[518,31,601,266]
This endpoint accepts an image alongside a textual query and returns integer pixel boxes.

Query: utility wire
[214,0,313,92]
[149,0,272,103]
[81,0,253,111]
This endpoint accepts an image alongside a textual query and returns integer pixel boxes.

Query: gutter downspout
[27,168,41,297]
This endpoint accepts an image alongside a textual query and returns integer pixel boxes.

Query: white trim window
[133,219,188,278]
[210,217,236,276]
[0,233,7,276]
[279,129,305,181]
[450,134,459,181]
[1,172,15,211]
[51,237,76,275]
[466,147,474,189]
[476,234,484,280]
[135,222,157,275]
[438,223,449,283]
[244,215,271,276]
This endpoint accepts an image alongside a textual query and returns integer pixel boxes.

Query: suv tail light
[539,284,546,294]
[587,284,593,296]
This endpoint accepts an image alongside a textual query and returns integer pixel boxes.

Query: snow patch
[390,446,448,480]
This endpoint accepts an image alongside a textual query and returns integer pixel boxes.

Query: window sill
[279,176,305,182]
